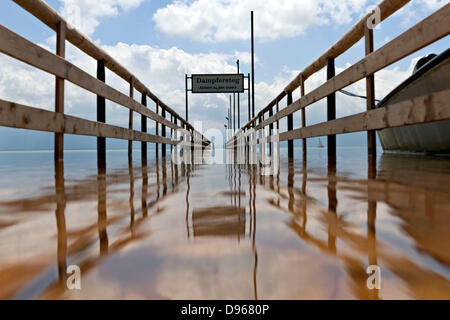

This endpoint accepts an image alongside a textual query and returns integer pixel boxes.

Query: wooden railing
[0,0,209,162]
[227,0,450,163]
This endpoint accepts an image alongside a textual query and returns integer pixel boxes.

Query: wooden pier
[0,0,210,164]
[227,0,450,168]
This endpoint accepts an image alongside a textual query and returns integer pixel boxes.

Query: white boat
[317,138,324,148]
[377,49,450,154]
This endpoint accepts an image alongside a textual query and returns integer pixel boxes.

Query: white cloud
[153,0,370,42]
[417,0,448,10]
[0,40,258,131]
[58,0,145,36]
[396,0,448,28]
[0,40,417,136]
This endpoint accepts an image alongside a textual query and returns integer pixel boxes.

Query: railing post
[141,93,147,163]
[185,74,189,122]
[174,117,178,164]
[162,107,166,158]
[287,92,293,159]
[327,58,336,162]
[251,121,257,165]
[55,21,66,161]
[128,77,134,160]
[97,59,106,168]
[261,114,266,168]
[276,99,279,132]
[300,75,307,163]
[156,101,159,158]
[191,128,195,165]
[170,114,173,154]
[233,93,236,132]
[258,114,263,166]
[365,24,377,161]
[248,73,251,122]
[269,107,273,156]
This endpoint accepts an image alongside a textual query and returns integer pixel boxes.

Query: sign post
[185,73,250,134]
[191,74,244,94]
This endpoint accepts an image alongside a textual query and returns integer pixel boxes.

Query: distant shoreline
[0,146,369,153]
[0,149,138,154]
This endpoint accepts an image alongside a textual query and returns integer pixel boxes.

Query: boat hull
[377,49,450,153]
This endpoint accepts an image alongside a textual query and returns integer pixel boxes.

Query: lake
[0,147,449,299]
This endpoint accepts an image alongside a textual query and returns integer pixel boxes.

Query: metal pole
[233,93,236,133]
[228,107,230,132]
[229,107,231,138]
[237,59,240,130]
[229,96,232,133]
[185,74,189,122]
[251,11,255,119]
[247,73,251,122]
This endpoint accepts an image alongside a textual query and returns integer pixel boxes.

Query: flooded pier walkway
[1,0,450,301]
[1,148,449,299]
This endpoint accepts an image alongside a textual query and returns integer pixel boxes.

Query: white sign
[192,74,244,93]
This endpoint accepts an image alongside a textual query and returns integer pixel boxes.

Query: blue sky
[0,0,448,150]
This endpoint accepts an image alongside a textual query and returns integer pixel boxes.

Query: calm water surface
[0,147,449,299]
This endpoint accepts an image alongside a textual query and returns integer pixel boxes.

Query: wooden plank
[254,4,450,132]
[284,0,410,92]
[12,0,192,127]
[277,89,450,141]
[0,24,185,133]
[55,21,65,161]
[242,89,450,145]
[0,99,177,145]
[231,0,410,133]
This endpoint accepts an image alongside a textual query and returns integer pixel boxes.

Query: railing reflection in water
[9,153,192,299]
[2,144,450,299]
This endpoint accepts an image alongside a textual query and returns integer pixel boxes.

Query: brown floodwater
[0,147,449,300]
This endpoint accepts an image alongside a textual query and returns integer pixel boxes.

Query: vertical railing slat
[327,58,336,161]
[162,107,166,158]
[287,92,293,159]
[365,25,376,161]
[97,59,106,168]
[141,93,147,163]
[156,101,159,158]
[300,75,307,163]
[55,21,66,161]
[128,77,134,159]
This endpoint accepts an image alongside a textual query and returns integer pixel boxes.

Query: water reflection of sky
[0,147,449,299]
